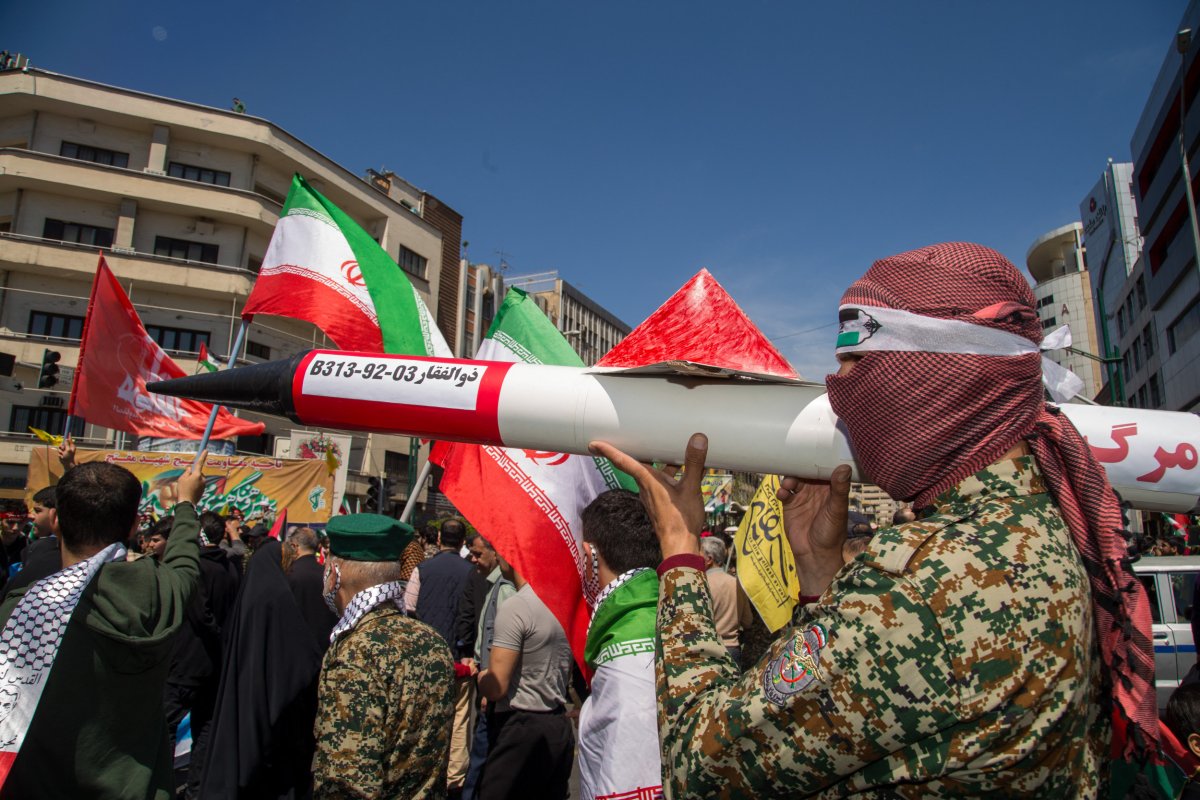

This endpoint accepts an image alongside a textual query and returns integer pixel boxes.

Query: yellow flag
[734,475,800,632]
[324,446,339,476]
[28,427,63,447]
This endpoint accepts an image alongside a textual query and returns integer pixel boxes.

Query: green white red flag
[431,288,635,671]
[242,174,450,357]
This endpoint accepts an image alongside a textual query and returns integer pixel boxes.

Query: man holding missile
[591,243,1156,797]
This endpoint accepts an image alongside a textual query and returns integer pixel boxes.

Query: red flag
[596,268,797,377]
[268,508,287,540]
[69,256,265,441]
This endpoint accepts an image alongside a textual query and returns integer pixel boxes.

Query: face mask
[323,562,341,614]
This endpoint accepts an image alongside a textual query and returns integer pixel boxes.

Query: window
[245,340,271,360]
[1139,385,1150,408]
[1139,576,1162,623]
[1122,350,1132,382]
[1167,300,1200,355]
[384,449,412,479]
[1151,372,1163,407]
[466,286,476,310]
[1143,325,1156,359]
[42,218,114,248]
[1117,305,1127,337]
[154,236,219,264]
[254,183,286,205]
[1136,275,1147,310]
[247,254,262,273]
[168,161,231,187]
[1041,317,1057,329]
[1132,339,1142,371]
[10,406,84,437]
[28,311,85,340]
[144,325,209,354]
[398,245,427,280]
[59,141,129,168]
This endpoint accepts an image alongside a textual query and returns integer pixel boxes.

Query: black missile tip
[149,352,308,418]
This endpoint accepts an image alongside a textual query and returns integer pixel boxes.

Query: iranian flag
[243,174,451,357]
[196,342,221,374]
[431,288,635,671]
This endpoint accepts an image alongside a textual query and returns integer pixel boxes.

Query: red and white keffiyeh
[825,242,1157,760]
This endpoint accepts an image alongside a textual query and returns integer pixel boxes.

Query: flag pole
[400,457,434,524]
[65,255,110,442]
[194,317,250,464]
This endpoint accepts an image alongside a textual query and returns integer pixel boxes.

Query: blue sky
[2,2,1186,378]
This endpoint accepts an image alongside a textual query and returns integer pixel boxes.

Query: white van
[1131,556,1200,710]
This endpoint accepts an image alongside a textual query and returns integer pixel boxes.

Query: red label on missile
[292,351,513,443]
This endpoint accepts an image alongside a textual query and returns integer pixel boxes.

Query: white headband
[835,304,1084,402]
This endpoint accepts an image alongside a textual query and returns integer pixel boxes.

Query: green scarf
[584,570,659,668]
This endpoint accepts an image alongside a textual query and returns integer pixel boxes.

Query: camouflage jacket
[656,456,1106,798]
[313,605,454,799]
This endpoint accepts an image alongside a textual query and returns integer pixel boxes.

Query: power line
[769,321,837,342]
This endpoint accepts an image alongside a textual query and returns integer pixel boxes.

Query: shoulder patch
[761,623,827,707]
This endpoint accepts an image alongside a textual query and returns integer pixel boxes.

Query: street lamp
[1176,28,1200,282]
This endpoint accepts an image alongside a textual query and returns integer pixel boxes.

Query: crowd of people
[0,242,1192,798]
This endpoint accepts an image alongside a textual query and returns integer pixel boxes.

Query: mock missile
[150,348,1200,513]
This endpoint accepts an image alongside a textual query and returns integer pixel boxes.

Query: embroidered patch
[761,623,827,707]
[836,308,880,348]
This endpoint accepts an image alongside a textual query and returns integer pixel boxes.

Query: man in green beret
[312,513,455,799]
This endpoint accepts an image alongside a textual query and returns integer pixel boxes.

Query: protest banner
[27,448,334,524]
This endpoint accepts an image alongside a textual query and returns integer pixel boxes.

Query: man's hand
[589,434,708,559]
[459,657,478,677]
[56,435,76,472]
[776,465,852,598]
[176,450,208,507]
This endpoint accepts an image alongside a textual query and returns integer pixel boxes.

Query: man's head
[287,526,319,557]
[892,507,917,526]
[0,688,16,721]
[439,518,466,551]
[0,515,22,543]
[56,462,142,552]
[467,534,498,575]
[580,489,661,577]
[699,535,727,571]
[30,486,57,539]
[828,243,1045,506]
[145,515,173,560]
[323,513,415,613]
[198,511,225,549]
[1167,683,1200,758]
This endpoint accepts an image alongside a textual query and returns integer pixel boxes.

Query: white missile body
[285,351,1200,513]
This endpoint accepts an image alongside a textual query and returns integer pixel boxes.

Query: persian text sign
[26,448,335,524]
[735,475,800,633]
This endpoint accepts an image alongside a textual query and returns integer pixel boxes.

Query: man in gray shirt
[476,558,574,799]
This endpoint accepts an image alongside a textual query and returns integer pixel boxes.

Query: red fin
[597,269,797,378]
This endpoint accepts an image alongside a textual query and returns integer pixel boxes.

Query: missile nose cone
[149,352,306,418]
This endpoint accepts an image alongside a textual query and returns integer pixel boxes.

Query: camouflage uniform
[656,456,1106,798]
[313,605,454,799]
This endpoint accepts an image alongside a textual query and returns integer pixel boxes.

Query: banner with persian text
[26,448,335,524]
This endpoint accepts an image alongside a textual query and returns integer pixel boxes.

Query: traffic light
[366,476,382,513]
[38,350,61,389]
[380,477,396,515]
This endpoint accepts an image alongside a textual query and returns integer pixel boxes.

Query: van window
[1171,572,1197,623]
[1139,576,1163,624]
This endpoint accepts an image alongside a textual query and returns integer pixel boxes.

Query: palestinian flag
[197,342,221,373]
[431,288,635,672]
[242,174,451,357]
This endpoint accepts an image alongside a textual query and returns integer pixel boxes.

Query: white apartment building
[1025,223,1104,401]
[0,67,462,512]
